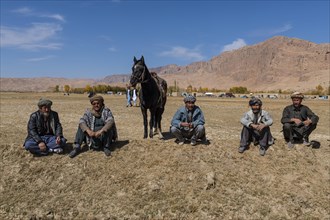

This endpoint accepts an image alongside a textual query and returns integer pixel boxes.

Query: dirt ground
[0,92,329,220]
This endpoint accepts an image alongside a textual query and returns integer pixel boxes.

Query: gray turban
[90,95,104,104]
[291,92,304,99]
[184,95,196,103]
[38,98,53,108]
[249,97,262,106]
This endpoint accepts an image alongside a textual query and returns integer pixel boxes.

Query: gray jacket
[240,109,273,128]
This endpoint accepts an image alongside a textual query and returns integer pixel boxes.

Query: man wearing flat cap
[170,94,208,146]
[281,92,319,148]
[23,98,66,156]
[238,97,274,156]
[69,94,118,158]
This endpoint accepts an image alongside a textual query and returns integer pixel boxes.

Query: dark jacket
[24,110,64,144]
[281,104,319,125]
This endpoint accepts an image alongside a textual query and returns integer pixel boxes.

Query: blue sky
[1,0,329,79]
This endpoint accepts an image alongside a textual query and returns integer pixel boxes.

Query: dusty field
[0,92,329,220]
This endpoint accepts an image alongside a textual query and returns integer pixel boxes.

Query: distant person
[132,87,138,106]
[126,85,132,107]
[281,92,319,148]
[23,98,66,156]
[238,97,274,156]
[170,95,208,146]
[68,95,118,158]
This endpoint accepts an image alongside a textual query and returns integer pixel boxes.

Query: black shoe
[259,146,266,156]
[104,147,111,157]
[69,148,80,158]
[303,137,311,146]
[238,146,246,153]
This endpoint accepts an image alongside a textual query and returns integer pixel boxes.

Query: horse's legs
[149,109,156,138]
[155,107,164,139]
[141,107,148,139]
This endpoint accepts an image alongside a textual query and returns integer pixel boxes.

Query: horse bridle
[132,64,150,83]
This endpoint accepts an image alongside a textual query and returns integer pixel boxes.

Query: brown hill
[152,36,329,92]
[1,36,329,92]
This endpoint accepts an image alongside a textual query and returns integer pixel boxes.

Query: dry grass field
[0,92,329,219]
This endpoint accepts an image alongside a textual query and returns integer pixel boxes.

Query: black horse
[130,56,167,139]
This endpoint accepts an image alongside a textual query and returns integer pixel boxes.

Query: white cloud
[0,23,63,50]
[249,24,292,37]
[159,46,204,61]
[26,55,55,62]
[42,14,65,22]
[12,7,65,22]
[108,47,117,52]
[12,7,33,15]
[222,38,247,52]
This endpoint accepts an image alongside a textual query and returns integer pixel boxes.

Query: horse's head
[130,56,147,86]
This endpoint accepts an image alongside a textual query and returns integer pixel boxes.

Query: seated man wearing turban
[69,95,118,158]
[238,97,274,156]
[170,95,208,146]
[281,92,319,148]
[23,98,67,156]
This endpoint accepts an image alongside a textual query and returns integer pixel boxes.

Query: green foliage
[54,85,60,92]
[229,86,248,94]
[64,85,70,93]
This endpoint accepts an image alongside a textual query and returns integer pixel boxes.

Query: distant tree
[54,85,60,93]
[316,84,324,95]
[85,85,93,93]
[64,85,70,93]
[186,85,193,93]
[229,86,248,94]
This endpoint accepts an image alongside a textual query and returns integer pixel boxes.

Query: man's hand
[303,118,312,126]
[256,124,266,131]
[250,123,266,131]
[56,136,61,145]
[95,130,104,138]
[291,118,302,125]
[86,130,96,137]
[181,122,193,128]
[38,142,47,152]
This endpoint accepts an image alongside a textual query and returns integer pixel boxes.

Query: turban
[291,92,304,99]
[38,98,52,108]
[184,95,196,103]
[249,97,262,106]
[90,95,104,104]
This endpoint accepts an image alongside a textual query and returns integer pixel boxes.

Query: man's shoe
[201,137,210,145]
[238,146,246,153]
[303,137,311,146]
[191,139,197,146]
[259,146,266,156]
[53,148,63,154]
[69,148,80,158]
[104,147,111,157]
[287,142,294,149]
[176,138,185,145]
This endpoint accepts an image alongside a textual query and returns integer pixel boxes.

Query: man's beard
[42,112,49,119]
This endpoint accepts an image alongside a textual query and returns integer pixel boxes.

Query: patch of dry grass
[0,92,329,219]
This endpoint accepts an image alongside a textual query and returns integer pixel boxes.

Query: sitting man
[69,95,118,158]
[239,97,274,156]
[170,95,207,146]
[281,92,319,148]
[23,98,66,156]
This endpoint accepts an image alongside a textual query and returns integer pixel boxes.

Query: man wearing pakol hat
[170,94,208,146]
[69,94,118,158]
[23,98,67,156]
[281,92,319,148]
[238,97,274,156]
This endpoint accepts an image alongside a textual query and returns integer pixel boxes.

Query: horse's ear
[133,56,137,63]
[141,56,144,63]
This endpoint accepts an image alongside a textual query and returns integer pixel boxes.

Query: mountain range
[1,36,329,93]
